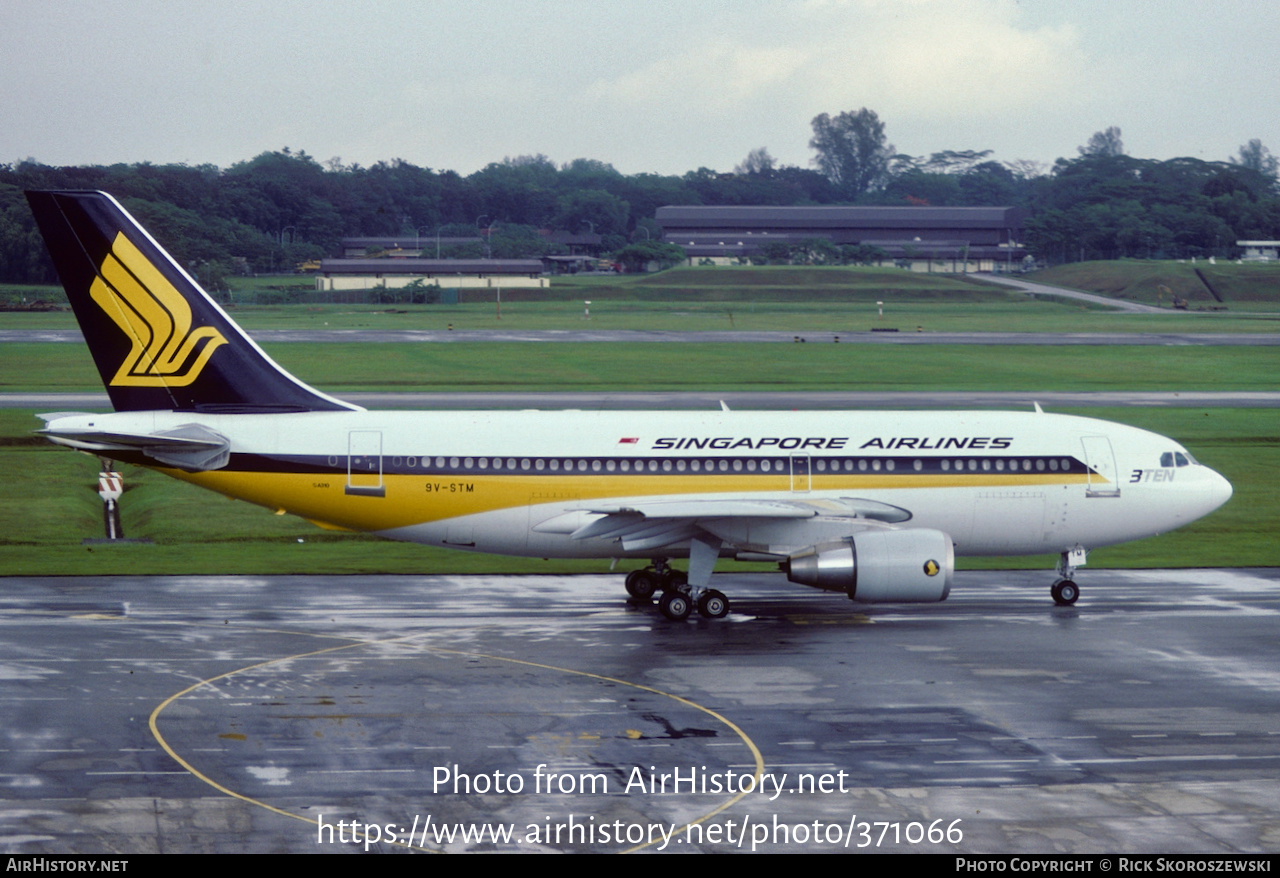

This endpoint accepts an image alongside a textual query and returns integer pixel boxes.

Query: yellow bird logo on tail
[89,232,226,387]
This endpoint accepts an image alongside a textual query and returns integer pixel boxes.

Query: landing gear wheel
[1051,579,1079,606]
[697,589,730,619]
[625,569,658,601]
[661,569,688,591]
[659,590,692,621]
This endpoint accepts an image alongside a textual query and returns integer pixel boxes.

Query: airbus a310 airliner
[26,190,1233,620]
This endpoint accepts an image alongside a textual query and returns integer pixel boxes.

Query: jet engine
[783,529,954,602]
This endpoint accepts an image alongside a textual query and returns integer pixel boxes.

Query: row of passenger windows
[335,455,1079,474]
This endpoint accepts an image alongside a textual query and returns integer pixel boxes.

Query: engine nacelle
[784,529,954,602]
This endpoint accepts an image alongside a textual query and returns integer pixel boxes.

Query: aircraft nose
[1207,468,1233,511]
[1172,466,1232,528]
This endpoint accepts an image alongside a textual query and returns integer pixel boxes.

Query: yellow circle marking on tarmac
[149,632,765,854]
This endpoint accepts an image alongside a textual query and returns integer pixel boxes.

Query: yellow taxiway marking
[149,623,765,854]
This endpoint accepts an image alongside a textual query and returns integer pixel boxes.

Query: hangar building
[656,205,1028,272]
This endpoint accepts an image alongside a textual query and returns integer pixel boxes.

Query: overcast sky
[3,0,1277,177]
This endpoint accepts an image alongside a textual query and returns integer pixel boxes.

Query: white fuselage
[45,407,1233,561]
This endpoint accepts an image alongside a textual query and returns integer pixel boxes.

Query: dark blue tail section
[26,190,357,413]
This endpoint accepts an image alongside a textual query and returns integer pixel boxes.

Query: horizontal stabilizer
[38,420,230,471]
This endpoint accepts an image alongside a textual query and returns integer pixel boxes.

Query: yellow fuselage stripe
[170,469,1095,533]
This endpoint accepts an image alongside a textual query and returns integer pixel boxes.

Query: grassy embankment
[1030,260,1280,310]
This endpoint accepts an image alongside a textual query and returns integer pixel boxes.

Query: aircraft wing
[535,497,912,555]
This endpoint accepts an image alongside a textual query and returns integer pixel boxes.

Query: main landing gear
[624,557,731,621]
[1050,549,1085,606]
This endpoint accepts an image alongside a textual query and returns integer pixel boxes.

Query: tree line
[1,112,1277,285]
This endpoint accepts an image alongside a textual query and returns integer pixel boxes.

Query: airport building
[656,205,1028,272]
[1236,240,1280,261]
[315,258,548,291]
[321,230,606,291]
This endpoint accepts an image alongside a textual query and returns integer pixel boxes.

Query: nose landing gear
[1050,548,1086,606]
[1050,578,1079,606]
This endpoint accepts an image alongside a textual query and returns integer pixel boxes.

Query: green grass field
[3,342,1277,394]
[5,260,1280,333]
[16,298,1276,334]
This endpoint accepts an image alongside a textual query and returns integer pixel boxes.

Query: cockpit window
[1163,451,1194,468]
[1175,452,1190,467]
[1160,452,1174,468]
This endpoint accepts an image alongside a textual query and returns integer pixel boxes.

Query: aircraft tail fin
[25,190,358,413]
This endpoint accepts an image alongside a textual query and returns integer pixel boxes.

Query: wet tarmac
[2,568,1278,853]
